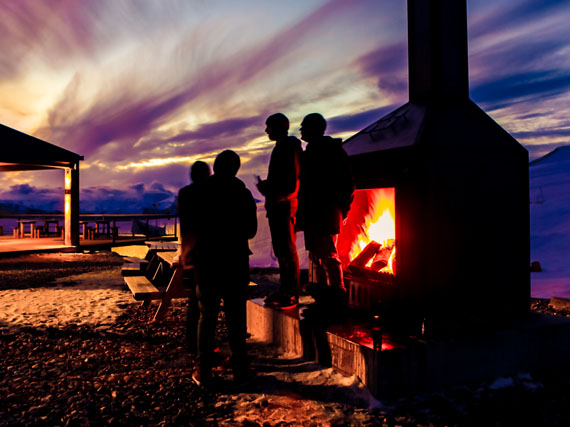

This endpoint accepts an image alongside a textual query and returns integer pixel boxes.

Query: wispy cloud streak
[45,0,358,160]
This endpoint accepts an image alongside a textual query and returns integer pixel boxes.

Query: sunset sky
[1,0,569,211]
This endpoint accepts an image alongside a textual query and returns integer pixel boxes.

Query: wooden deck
[0,234,177,257]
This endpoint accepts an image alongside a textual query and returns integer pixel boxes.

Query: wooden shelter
[0,123,83,246]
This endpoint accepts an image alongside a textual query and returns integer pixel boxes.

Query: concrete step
[246,298,570,399]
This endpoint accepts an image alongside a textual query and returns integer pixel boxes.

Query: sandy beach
[0,252,128,331]
[2,252,570,426]
[0,270,131,331]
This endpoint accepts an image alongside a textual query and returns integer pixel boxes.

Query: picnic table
[95,219,111,236]
[123,243,190,321]
[79,221,94,240]
[145,241,180,251]
[17,220,36,238]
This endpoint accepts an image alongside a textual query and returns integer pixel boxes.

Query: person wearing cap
[256,113,302,310]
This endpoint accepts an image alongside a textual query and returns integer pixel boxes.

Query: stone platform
[246,298,570,399]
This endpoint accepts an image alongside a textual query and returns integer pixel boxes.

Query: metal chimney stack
[408,0,469,102]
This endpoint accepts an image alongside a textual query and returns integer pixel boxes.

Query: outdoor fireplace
[340,0,530,336]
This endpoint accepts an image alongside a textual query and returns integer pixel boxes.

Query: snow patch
[489,377,514,390]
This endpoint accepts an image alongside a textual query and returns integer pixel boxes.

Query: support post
[64,163,80,246]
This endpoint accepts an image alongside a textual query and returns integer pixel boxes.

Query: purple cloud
[45,0,358,160]
[168,115,261,143]
[328,105,398,134]
[1,184,60,200]
[470,0,569,40]
[130,183,145,195]
[513,127,570,140]
[0,2,106,80]
[125,164,192,193]
[354,42,408,97]
[471,70,570,108]
[471,39,567,79]
[356,42,407,76]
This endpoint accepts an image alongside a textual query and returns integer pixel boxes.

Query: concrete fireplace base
[246,298,570,399]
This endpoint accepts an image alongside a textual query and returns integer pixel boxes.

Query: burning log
[350,241,381,268]
[349,241,390,280]
[371,259,388,271]
[347,265,393,283]
[370,246,392,271]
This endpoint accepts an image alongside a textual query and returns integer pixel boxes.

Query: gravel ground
[2,253,570,426]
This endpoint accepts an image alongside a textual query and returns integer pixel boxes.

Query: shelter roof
[0,123,83,171]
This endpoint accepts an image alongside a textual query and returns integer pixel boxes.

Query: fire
[352,208,396,274]
[354,208,395,257]
[384,244,396,274]
[338,188,396,275]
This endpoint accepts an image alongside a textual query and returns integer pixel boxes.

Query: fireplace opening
[337,188,397,309]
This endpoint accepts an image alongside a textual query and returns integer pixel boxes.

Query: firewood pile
[345,241,394,285]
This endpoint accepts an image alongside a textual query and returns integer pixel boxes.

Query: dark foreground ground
[2,254,570,426]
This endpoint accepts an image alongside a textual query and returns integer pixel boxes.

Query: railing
[0,213,178,243]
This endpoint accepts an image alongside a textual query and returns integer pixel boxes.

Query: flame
[352,208,395,259]
[338,188,396,275]
[383,245,396,274]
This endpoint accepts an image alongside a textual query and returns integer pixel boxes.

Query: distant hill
[80,191,177,214]
[0,202,62,215]
[530,145,570,167]
[0,192,177,215]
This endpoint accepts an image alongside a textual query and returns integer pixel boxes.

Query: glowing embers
[338,188,396,278]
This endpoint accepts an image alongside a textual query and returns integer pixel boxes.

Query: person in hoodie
[192,150,257,387]
[296,113,354,309]
[256,113,302,310]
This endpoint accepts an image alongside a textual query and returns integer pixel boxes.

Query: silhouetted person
[256,113,302,310]
[297,113,354,310]
[177,160,211,354]
[192,150,257,386]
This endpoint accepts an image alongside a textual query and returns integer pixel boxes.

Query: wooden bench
[145,241,179,252]
[123,248,191,320]
[123,276,162,302]
[121,259,148,276]
[122,263,148,276]
[124,256,147,263]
